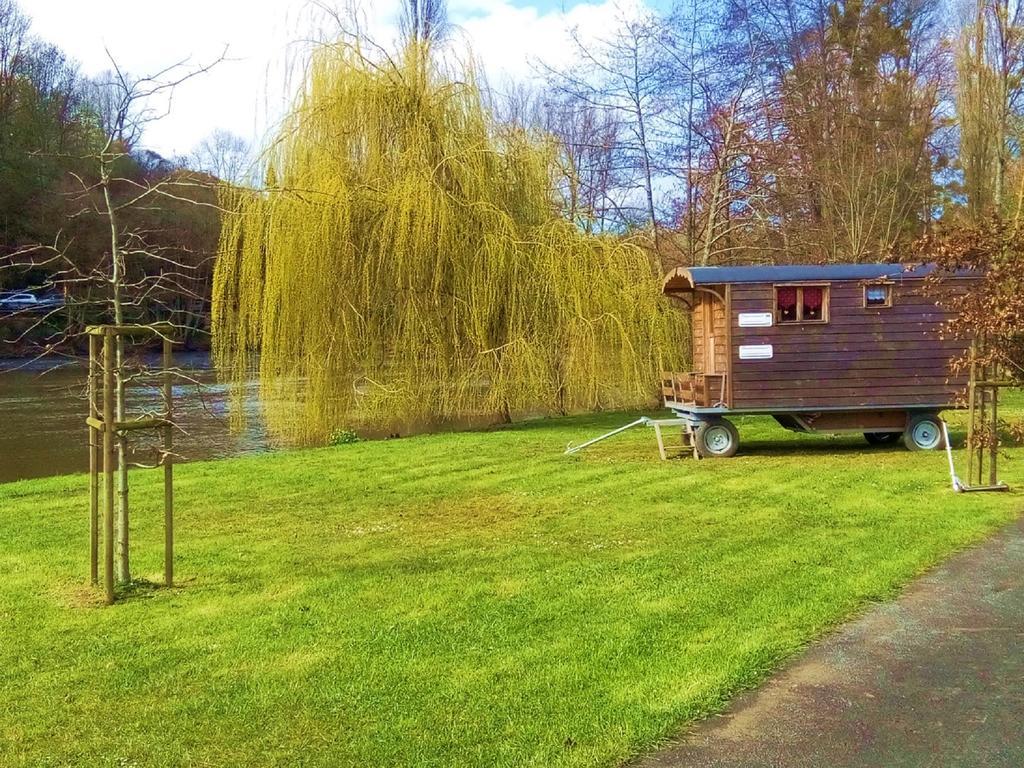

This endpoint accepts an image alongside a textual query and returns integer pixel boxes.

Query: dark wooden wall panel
[727,279,971,410]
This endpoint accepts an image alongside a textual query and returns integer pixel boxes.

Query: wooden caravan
[661,263,976,457]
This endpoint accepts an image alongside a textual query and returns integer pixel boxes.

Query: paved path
[636,517,1024,768]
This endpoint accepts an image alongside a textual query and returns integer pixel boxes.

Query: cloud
[27,0,302,157]
[453,0,646,83]
[24,0,651,157]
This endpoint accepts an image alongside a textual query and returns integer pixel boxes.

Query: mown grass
[1,399,1022,767]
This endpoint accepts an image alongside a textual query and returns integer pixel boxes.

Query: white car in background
[0,292,64,311]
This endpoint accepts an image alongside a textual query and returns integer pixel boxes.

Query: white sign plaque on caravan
[737,312,773,328]
[738,344,774,360]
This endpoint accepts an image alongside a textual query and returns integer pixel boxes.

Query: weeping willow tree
[212,40,684,445]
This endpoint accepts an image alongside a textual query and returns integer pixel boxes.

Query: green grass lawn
[1,401,1022,767]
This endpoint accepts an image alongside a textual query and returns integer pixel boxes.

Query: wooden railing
[661,371,728,408]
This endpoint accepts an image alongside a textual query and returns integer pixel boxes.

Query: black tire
[694,419,739,458]
[864,432,901,446]
[904,413,945,451]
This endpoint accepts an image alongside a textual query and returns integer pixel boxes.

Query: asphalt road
[636,516,1024,768]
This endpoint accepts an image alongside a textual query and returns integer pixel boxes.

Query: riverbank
[0,354,270,482]
[1,407,1020,767]
[0,330,212,361]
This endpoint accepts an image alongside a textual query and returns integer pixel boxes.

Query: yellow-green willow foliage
[212,42,684,444]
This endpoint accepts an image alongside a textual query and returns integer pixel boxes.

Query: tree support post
[88,334,100,585]
[86,323,178,603]
[966,338,978,485]
[990,356,999,488]
[163,337,174,588]
[102,329,116,604]
[960,333,1009,493]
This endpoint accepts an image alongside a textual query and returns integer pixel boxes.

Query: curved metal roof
[662,263,972,292]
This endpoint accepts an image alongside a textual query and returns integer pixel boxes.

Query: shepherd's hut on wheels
[659,263,977,458]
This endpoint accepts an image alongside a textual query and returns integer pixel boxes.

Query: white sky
[24,0,650,159]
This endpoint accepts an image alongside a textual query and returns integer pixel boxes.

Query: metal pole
[163,337,174,588]
[564,418,648,455]
[88,334,99,585]
[942,421,961,492]
[102,330,115,604]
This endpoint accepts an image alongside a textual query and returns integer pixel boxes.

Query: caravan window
[775,285,829,324]
[864,283,893,308]
[776,286,798,322]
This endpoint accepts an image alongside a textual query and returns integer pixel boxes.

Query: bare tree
[189,129,251,185]
[0,0,30,247]
[957,0,1024,222]
[400,0,449,45]
[522,90,623,234]
[0,0,29,122]
[544,10,668,268]
[1,50,224,585]
[717,0,946,262]
[655,0,765,266]
[91,54,227,582]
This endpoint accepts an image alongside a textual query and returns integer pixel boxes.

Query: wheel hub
[911,420,940,449]
[705,426,732,453]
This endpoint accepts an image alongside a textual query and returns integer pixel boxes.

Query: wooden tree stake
[87,324,178,603]
[102,330,116,604]
[88,334,99,586]
[961,333,1008,492]
[163,337,174,587]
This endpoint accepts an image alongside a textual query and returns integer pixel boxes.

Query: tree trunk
[701,108,738,266]
[632,50,661,272]
[102,163,130,585]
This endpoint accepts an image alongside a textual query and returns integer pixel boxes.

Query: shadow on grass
[734,431,975,459]
[625,427,972,461]
[114,577,174,603]
[61,577,176,609]
[738,442,900,459]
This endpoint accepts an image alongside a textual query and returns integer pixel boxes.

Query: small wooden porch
[661,371,729,409]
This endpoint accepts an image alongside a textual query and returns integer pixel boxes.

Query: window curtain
[803,287,823,309]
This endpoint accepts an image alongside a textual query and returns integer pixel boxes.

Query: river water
[0,354,272,484]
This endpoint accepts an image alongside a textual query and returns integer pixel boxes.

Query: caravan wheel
[695,419,739,458]
[904,414,945,451]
